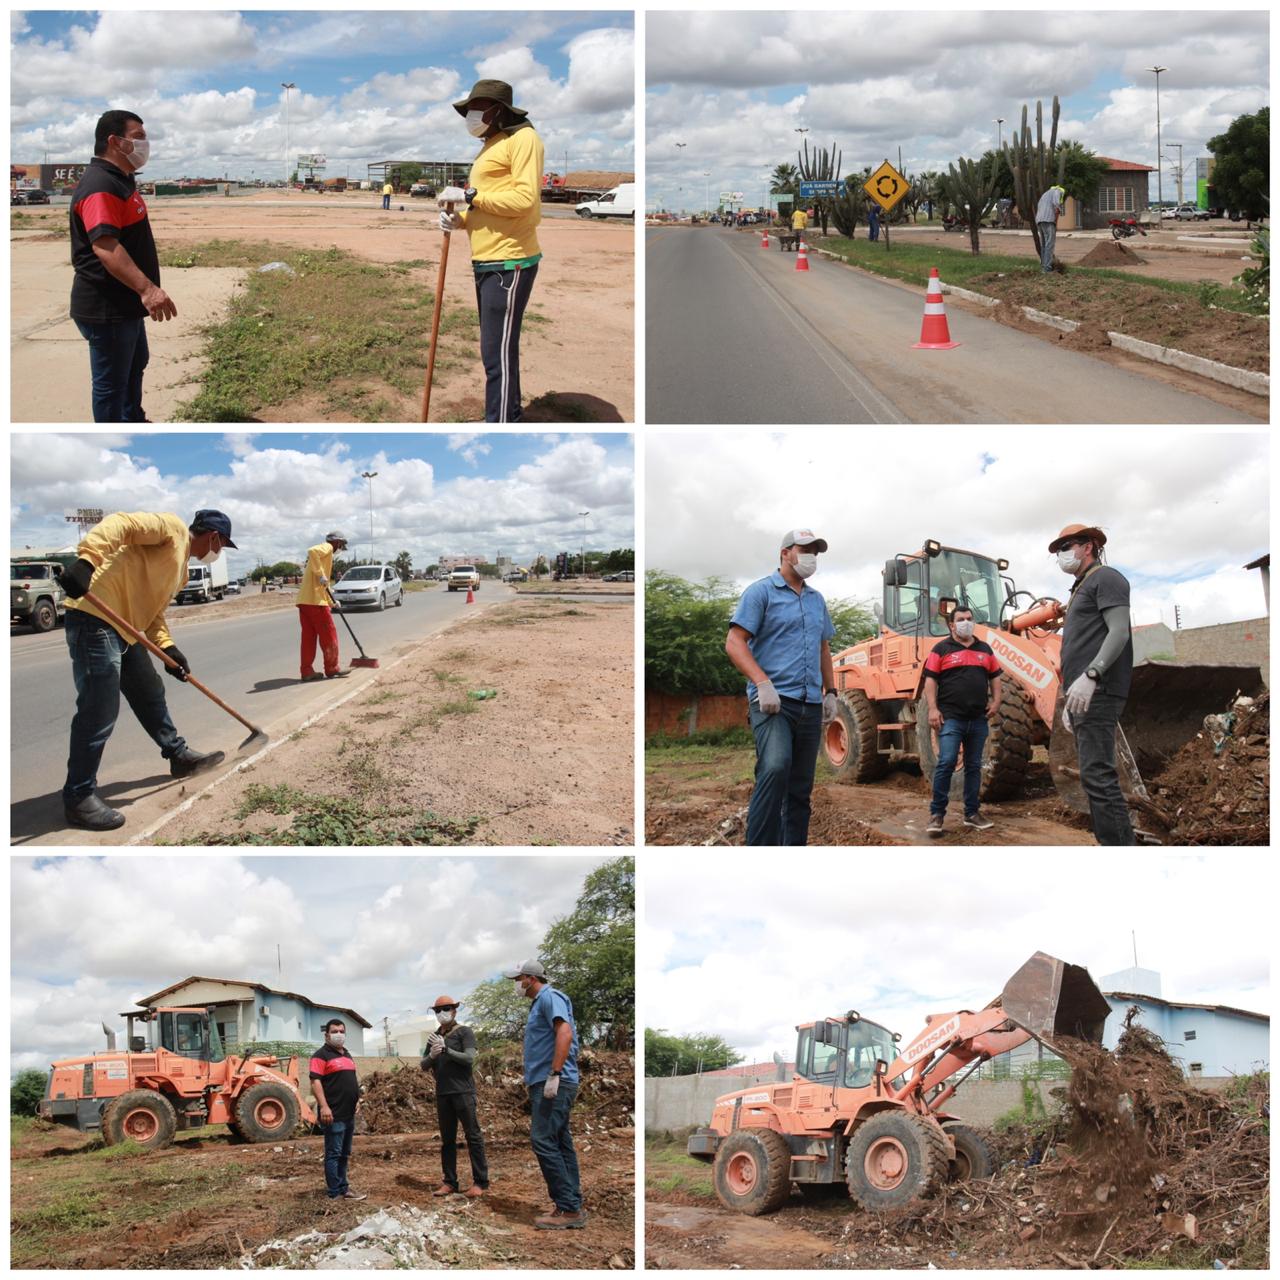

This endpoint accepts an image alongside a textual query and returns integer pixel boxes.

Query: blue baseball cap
[191,509,238,548]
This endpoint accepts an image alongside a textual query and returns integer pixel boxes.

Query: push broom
[326,587,380,668]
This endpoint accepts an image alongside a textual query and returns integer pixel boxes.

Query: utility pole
[1164,142,1184,205]
[578,510,589,578]
[281,82,296,190]
[703,171,710,217]
[361,470,378,564]
[1149,66,1167,211]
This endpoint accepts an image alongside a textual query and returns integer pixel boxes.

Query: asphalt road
[10,586,510,846]
[645,227,1260,424]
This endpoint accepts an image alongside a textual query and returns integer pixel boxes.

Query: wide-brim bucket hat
[453,79,528,119]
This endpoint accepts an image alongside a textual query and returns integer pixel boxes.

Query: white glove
[439,208,463,233]
[1061,706,1073,734]
[822,692,839,726]
[755,679,781,715]
[1063,672,1098,718]
[437,186,467,206]
[543,1074,561,1100]
[428,1034,445,1059]
[319,575,328,586]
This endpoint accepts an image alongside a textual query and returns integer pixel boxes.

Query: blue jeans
[746,696,823,846]
[74,317,149,422]
[322,1118,354,1196]
[382,194,391,209]
[930,715,988,818]
[63,609,185,802]
[1073,691,1135,846]
[528,1081,580,1212]
[1038,221,1056,272]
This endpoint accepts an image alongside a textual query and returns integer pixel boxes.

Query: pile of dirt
[1078,239,1146,267]
[360,1045,635,1138]
[830,1015,1268,1268]
[1146,692,1268,845]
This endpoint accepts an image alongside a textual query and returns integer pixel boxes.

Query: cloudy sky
[11,10,634,181]
[11,431,635,573]
[10,854,608,1073]
[647,11,1268,212]
[645,851,1271,1065]
[647,428,1268,631]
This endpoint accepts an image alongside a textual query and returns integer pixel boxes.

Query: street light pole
[361,470,378,563]
[281,82,296,190]
[1149,66,1167,212]
[703,171,710,217]
[995,117,1004,150]
[579,510,589,578]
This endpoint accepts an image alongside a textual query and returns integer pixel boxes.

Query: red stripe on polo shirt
[932,648,997,672]
[77,190,147,235]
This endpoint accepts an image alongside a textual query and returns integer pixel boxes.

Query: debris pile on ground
[828,1013,1268,1268]
[1148,692,1268,844]
[360,1045,635,1138]
[1078,239,1146,267]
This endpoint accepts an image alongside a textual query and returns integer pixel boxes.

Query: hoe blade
[999,951,1110,1053]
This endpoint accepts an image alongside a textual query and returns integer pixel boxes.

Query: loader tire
[712,1128,792,1216]
[824,690,890,782]
[101,1089,177,1150]
[233,1081,301,1143]
[982,683,1034,802]
[942,1121,994,1181]
[845,1112,948,1212]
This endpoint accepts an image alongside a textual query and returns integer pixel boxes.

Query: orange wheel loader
[823,539,1263,818]
[37,1006,316,1150]
[688,952,1111,1216]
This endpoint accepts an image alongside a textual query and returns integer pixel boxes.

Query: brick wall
[646,690,747,738]
[1173,617,1269,685]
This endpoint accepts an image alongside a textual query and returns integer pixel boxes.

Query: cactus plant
[829,172,869,238]
[1002,97,1066,259]
[797,138,841,236]
[942,152,1003,254]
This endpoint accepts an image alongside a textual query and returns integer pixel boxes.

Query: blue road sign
[799,180,841,198]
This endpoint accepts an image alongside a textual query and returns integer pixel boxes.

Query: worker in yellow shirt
[382,181,393,211]
[437,79,545,423]
[297,530,350,682]
[791,206,809,233]
[55,509,235,831]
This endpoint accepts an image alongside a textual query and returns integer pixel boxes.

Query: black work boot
[65,793,126,831]
[170,747,226,778]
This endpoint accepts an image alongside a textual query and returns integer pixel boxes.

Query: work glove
[437,186,467,206]
[56,557,96,599]
[755,679,781,715]
[439,208,463,233]
[319,575,328,587]
[1061,707,1073,734]
[542,1074,561,1100]
[162,645,190,681]
[822,691,839,726]
[1063,672,1098,718]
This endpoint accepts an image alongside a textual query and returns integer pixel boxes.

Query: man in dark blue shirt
[726,529,837,845]
[505,959,584,1229]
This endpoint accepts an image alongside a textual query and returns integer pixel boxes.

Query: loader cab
[125,1007,225,1062]
[883,542,1008,638]
[796,1015,900,1091]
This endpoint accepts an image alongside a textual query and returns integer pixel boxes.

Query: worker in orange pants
[297,530,349,681]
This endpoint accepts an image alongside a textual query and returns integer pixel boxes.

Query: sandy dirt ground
[154,595,634,846]
[10,193,634,423]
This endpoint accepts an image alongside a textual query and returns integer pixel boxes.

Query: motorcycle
[941,213,964,232]
[1109,217,1147,240]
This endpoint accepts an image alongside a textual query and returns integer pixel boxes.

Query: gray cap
[502,959,547,979]
[781,528,829,553]
[325,530,349,545]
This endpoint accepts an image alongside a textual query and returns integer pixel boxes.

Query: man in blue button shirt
[726,529,838,846]
[504,959,585,1229]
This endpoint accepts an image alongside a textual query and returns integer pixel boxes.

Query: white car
[332,564,403,610]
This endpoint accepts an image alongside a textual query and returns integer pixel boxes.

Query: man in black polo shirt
[69,109,177,422]
[923,605,1003,837]
[421,995,489,1198]
[309,1019,367,1201]
[1051,522,1135,846]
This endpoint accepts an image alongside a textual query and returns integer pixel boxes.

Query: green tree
[770,163,799,199]
[645,1028,742,1077]
[10,1068,46,1116]
[1208,107,1269,221]
[269,560,302,578]
[393,550,413,580]
[424,563,440,578]
[397,162,424,189]
[533,554,549,580]
[478,563,500,578]
[601,548,635,572]
[466,976,530,1046]
[828,598,877,652]
[540,856,635,1047]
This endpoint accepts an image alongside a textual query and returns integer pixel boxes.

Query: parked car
[603,569,634,582]
[447,565,481,593]
[332,564,403,610]
[24,189,50,205]
[11,189,27,206]
[1173,203,1210,221]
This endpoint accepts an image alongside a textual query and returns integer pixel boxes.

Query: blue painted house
[137,975,371,1054]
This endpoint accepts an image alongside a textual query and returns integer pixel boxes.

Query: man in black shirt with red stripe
[923,605,1003,837]
[309,1019,367,1201]
[69,110,177,422]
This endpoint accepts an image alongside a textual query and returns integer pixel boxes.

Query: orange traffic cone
[465,586,475,604]
[760,229,769,248]
[912,268,960,349]
[794,237,810,271]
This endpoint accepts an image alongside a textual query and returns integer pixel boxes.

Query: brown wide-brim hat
[432,994,460,1011]
[453,79,528,119]
[1048,523,1107,553]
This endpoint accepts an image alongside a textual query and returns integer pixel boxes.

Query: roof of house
[137,976,373,1028]
[1106,992,1269,1024]
[1097,157,1156,172]
[1244,554,1270,570]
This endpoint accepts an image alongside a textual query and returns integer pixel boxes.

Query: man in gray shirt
[1051,523,1134,845]
[1035,184,1065,272]
[421,995,489,1198]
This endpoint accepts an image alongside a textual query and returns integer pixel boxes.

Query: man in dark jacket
[421,995,489,1198]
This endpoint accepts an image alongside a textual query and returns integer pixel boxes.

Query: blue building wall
[1104,997,1267,1077]
[252,993,366,1053]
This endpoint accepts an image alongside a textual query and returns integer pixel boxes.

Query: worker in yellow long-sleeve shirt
[437,79,545,423]
[55,509,236,831]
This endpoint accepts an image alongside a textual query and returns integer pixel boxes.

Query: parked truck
[10,558,71,632]
[175,557,229,605]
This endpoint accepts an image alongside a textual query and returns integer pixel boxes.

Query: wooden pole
[420,202,453,423]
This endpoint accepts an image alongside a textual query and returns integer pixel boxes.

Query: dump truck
[38,1005,316,1150]
[688,952,1111,1215]
[11,558,70,632]
[823,539,1264,818]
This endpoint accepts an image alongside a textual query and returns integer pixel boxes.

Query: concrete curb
[125,601,502,846]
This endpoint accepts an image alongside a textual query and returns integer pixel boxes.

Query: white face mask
[1057,548,1082,574]
[198,546,221,565]
[327,1031,345,1047]
[436,1010,454,1024]
[954,619,975,639]
[123,137,150,170]
[465,109,491,138]
[792,553,817,579]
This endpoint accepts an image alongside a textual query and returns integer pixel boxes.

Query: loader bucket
[998,951,1111,1053]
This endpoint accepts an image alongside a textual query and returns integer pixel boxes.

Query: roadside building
[1244,554,1269,613]
[367,160,472,194]
[438,554,489,573]
[136,976,371,1053]
[1078,157,1156,229]
[1131,622,1177,663]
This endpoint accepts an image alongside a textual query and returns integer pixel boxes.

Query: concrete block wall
[1172,618,1269,686]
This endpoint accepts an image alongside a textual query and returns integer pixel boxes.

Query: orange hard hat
[432,994,460,1011]
[1048,523,1107,553]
